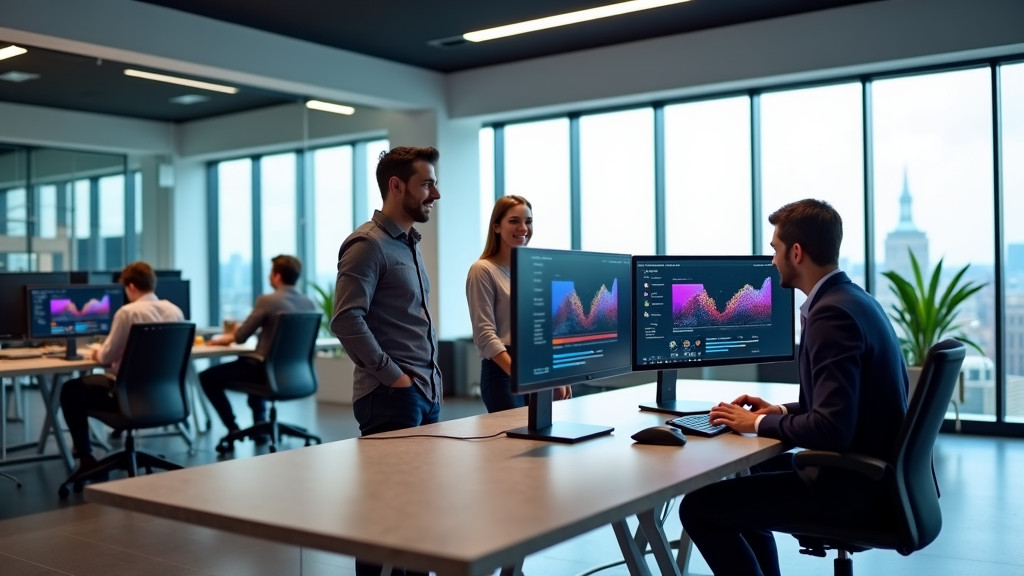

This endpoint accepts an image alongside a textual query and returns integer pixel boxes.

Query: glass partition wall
[0,144,129,273]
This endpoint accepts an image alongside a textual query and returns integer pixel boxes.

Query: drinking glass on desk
[222,319,239,335]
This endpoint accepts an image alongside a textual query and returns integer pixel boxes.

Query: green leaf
[883,250,988,365]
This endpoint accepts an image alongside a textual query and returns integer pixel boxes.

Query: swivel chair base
[58,433,183,499]
[215,405,321,455]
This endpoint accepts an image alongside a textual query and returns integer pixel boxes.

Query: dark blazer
[758,271,908,459]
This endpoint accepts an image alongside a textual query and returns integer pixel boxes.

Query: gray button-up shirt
[331,210,442,403]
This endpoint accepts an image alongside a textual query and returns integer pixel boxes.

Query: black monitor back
[0,271,71,341]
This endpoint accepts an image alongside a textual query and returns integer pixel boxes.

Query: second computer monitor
[632,255,795,414]
[26,284,125,360]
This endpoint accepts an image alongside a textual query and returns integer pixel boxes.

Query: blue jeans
[353,384,439,576]
[479,358,526,413]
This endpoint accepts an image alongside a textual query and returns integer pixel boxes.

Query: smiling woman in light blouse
[466,195,571,412]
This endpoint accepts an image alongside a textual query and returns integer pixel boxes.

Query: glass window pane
[362,139,389,223]
[312,145,353,290]
[478,127,494,250]
[505,118,571,250]
[580,108,655,254]
[5,188,27,236]
[37,185,57,238]
[872,67,995,420]
[761,83,865,289]
[260,152,297,294]
[1001,62,1024,423]
[99,174,125,270]
[664,97,752,255]
[218,158,253,323]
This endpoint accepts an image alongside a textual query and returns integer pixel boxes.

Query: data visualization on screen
[509,247,632,443]
[513,247,633,395]
[632,255,794,371]
[26,284,124,360]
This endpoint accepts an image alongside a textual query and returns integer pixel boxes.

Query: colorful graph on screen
[50,295,111,321]
[551,278,619,345]
[672,277,772,328]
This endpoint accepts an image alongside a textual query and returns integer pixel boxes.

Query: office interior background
[1,0,1023,438]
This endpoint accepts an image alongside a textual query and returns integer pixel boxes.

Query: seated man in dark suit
[679,199,910,576]
[200,254,316,440]
[60,261,185,472]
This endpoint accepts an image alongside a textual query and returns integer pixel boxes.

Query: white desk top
[85,380,790,576]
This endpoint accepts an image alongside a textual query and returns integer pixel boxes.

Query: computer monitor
[509,247,633,443]
[26,284,125,360]
[98,270,191,320]
[0,272,71,342]
[631,255,795,415]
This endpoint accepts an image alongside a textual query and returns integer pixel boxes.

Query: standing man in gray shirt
[330,146,442,576]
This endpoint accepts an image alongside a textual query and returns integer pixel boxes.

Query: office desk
[1,343,259,469]
[86,382,787,576]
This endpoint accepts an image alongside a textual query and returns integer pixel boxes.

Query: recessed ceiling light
[169,94,210,105]
[463,0,692,42]
[124,69,238,94]
[0,45,27,61]
[306,100,355,115]
[0,70,40,83]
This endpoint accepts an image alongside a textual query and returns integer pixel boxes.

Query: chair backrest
[114,322,196,428]
[263,312,320,400]
[891,338,966,553]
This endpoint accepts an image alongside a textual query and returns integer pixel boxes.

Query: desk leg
[675,528,693,574]
[1,377,7,462]
[612,518,653,576]
[498,559,524,576]
[637,509,681,576]
[186,361,212,433]
[378,564,393,576]
[34,374,74,471]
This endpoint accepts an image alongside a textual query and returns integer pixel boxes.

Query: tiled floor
[2,381,1024,575]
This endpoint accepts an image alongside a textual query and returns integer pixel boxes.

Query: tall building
[884,168,930,279]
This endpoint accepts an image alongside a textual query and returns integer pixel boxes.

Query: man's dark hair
[271,254,302,286]
[768,199,843,266]
[119,261,157,293]
[375,146,440,200]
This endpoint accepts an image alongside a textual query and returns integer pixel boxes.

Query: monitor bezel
[510,246,634,395]
[630,254,796,373]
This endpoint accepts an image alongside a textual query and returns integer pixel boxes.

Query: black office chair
[58,322,196,499]
[214,312,322,454]
[778,338,966,576]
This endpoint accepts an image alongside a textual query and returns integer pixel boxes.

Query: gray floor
[2,380,1023,576]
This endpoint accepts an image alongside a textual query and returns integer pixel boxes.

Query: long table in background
[0,338,342,470]
[86,381,791,576]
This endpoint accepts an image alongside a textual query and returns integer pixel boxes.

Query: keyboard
[666,413,731,438]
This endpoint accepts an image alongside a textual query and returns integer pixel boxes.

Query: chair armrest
[792,450,890,481]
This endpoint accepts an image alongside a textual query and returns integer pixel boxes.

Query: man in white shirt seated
[59,261,184,473]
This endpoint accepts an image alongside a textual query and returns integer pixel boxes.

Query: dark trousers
[479,358,526,413]
[353,384,440,576]
[60,373,118,459]
[199,357,267,431]
[679,453,886,576]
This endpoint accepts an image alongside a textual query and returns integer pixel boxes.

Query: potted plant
[308,280,355,403]
[882,251,987,367]
[309,281,335,338]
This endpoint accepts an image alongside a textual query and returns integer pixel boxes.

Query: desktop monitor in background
[510,247,633,443]
[156,278,191,320]
[26,284,125,360]
[0,272,71,342]
[631,255,795,416]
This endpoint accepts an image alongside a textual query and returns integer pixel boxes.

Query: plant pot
[315,353,355,404]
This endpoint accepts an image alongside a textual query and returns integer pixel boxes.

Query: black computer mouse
[631,425,687,446]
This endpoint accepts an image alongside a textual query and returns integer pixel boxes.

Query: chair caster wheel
[73,481,84,493]
[215,440,234,454]
[58,485,70,499]
[269,445,277,453]
[304,440,311,447]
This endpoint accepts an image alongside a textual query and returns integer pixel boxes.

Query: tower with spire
[884,167,929,279]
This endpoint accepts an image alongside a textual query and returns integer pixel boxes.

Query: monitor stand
[506,389,613,444]
[63,337,83,361]
[638,370,715,416]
